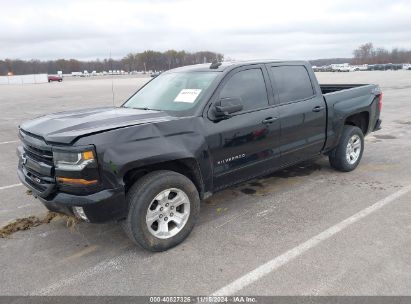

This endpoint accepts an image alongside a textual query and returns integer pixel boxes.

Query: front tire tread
[123,170,200,252]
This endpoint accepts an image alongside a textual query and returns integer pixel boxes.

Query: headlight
[53,150,95,171]
[53,148,99,187]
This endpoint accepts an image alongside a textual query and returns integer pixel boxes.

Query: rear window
[270,66,314,104]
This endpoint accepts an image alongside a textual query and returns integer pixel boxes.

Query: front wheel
[329,126,364,172]
[123,170,200,251]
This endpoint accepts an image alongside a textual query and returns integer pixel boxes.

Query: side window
[220,68,269,112]
[270,66,314,104]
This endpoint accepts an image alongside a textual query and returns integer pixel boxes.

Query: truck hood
[20,107,174,144]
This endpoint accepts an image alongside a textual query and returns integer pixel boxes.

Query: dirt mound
[0,212,78,238]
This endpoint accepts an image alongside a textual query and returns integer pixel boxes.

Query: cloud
[1,0,410,60]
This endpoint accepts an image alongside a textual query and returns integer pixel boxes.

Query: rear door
[267,64,326,164]
[204,65,281,190]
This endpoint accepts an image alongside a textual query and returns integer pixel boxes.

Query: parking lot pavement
[0,71,411,295]
[0,75,149,142]
[235,191,411,296]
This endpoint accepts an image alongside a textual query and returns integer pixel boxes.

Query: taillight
[377,93,383,112]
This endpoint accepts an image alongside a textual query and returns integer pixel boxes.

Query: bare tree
[0,50,224,75]
[352,43,411,64]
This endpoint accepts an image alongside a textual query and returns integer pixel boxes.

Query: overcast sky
[1,0,411,61]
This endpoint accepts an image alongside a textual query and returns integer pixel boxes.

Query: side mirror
[214,97,243,118]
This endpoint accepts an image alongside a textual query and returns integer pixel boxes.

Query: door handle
[312,106,325,112]
[262,117,278,124]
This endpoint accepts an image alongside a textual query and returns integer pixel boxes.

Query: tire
[329,126,364,172]
[123,170,200,252]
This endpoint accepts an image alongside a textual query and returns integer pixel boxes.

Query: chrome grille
[19,130,56,197]
[23,141,53,166]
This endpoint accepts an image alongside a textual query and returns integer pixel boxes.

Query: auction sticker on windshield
[174,89,202,103]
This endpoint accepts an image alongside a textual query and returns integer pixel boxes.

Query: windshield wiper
[127,106,159,111]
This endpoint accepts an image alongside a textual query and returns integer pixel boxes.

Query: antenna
[109,50,115,106]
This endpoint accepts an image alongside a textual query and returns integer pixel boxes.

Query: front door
[204,65,281,190]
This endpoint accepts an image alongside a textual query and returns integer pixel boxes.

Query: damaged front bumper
[36,187,127,223]
[17,164,127,223]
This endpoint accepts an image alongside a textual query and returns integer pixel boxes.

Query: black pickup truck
[17,60,382,251]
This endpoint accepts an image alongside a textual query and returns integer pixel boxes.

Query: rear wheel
[329,126,364,172]
[123,170,200,251]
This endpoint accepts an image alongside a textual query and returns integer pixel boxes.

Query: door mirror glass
[214,97,243,117]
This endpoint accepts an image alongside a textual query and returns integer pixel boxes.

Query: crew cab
[17,60,382,251]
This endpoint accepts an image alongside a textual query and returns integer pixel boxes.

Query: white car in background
[331,63,351,72]
[350,64,368,72]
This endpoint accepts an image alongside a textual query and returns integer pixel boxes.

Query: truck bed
[320,84,369,94]
[321,82,381,152]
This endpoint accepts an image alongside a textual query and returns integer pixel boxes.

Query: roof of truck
[167,60,309,73]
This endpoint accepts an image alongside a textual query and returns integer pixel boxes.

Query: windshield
[123,72,219,112]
